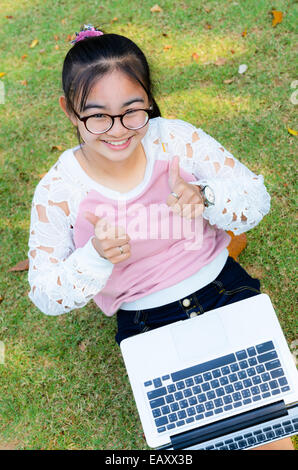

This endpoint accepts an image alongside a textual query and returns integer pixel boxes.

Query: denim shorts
[115,256,261,345]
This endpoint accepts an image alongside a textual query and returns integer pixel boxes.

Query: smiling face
[70,69,151,165]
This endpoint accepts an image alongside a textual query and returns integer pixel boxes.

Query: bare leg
[252,437,294,450]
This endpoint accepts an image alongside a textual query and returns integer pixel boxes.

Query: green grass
[0,0,297,450]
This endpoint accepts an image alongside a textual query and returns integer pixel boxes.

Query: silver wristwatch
[200,185,215,207]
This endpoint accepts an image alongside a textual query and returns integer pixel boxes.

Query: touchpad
[170,312,230,363]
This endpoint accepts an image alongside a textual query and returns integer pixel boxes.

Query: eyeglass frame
[72,106,154,135]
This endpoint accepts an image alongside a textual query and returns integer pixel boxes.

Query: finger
[168,156,181,191]
[84,211,101,227]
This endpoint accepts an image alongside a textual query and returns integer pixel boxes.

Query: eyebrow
[83,97,145,112]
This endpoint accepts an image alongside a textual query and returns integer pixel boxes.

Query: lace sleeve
[27,176,114,316]
[168,121,271,234]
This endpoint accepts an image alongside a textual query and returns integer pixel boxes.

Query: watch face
[205,186,215,204]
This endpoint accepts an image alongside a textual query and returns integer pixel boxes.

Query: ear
[59,95,77,127]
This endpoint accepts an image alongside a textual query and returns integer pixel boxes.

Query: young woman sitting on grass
[27,25,293,450]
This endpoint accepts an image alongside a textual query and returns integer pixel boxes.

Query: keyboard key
[198,393,207,403]
[203,372,212,381]
[167,384,176,393]
[178,410,186,419]
[243,379,252,388]
[176,381,185,390]
[214,398,223,407]
[256,365,265,373]
[161,405,170,415]
[144,380,152,387]
[221,366,231,375]
[147,387,167,400]
[205,411,213,417]
[228,373,238,382]
[229,443,238,450]
[252,376,261,385]
[153,378,162,388]
[247,346,257,356]
[257,434,266,443]
[194,375,203,384]
[252,395,261,401]
[230,363,240,372]
[225,385,234,394]
[166,394,174,403]
[196,404,205,413]
[220,376,229,385]
[239,360,249,369]
[238,371,247,380]
[207,391,216,400]
[258,351,278,363]
[211,379,220,389]
[158,426,166,433]
[186,417,194,424]
[269,380,278,389]
[169,413,178,422]
[265,360,281,371]
[189,396,197,406]
[261,373,270,382]
[234,381,243,391]
[177,420,185,427]
[251,386,260,395]
[171,353,236,382]
[238,440,247,449]
[247,367,256,377]
[152,408,161,418]
[256,341,274,354]
[179,399,188,409]
[187,407,196,417]
[236,350,247,360]
[247,437,257,445]
[150,398,165,409]
[192,385,202,395]
[223,395,233,404]
[202,382,211,392]
[174,391,183,401]
[162,374,170,380]
[232,392,242,402]
[155,416,168,427]
[205,402,214,410]
[212,369,221,378]
[248,357,257,366]
[196,414,204,420]
[216,387,225,397]
[278,377,288,386]
[185,378,194,387]
[271,368,284,379]
[167,423,176,430]
[183,388,192,398]
[215,407,223,414]
[170,403,179,412]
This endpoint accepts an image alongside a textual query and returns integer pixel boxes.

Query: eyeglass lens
[86,110,149,134]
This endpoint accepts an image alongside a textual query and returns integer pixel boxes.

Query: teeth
[105,139,129,146]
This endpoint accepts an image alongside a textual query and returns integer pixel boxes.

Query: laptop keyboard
[143,341,291,435]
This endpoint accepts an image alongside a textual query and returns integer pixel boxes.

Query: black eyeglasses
[73,107,153,135]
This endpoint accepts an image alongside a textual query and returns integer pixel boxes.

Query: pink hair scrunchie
[71,24,104,44]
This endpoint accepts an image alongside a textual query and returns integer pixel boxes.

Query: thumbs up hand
[84,211,131,264]
[167,156,205,219]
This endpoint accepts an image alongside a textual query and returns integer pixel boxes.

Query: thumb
[169,156,181,190]
[84,211,100,227]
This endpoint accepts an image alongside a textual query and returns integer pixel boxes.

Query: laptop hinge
[170,400,288,449]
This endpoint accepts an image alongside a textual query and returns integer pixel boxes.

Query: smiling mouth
[102,138,130,146]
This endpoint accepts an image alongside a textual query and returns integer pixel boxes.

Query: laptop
[120,294,298,450]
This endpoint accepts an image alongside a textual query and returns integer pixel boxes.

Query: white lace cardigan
[27,118,271,316]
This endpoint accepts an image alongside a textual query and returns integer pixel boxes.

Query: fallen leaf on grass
[0,72,6,78]
[21,54,28,60]
[151,4,163,13]
[227,232,247,261]
[20,80,28,86]
[288,128,298,136]
[29,39,39,48]
[0,295,4,304]
[241,29,247,37]
[204,23,212,30]
[163,45,172,51]
[214,57,227,66]
[8,259,29,272]
[191,52,199,61]
[223,78,235,84]
[238,64,248,74]
[271,10,283,27]
[51,145,63,151]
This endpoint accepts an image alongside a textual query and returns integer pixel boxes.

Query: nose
[105,116,129,138]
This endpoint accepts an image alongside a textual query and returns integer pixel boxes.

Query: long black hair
[61,32,161,145]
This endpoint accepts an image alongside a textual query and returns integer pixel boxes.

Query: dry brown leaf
[5,15,14,19]
[214,57,227,66]
[8,259,29,272]
[227,231,247,261]
[54,35,59,41]
[21,54,28,60]
[271,10,283,27]
[54,45,59,50]
[0,295,4,304]
[224,78,235,84]
[51,145,63,151]
[204,23,212,30]
[111,17,118,22]
[21,80,28,86]
[163,45,172,51]
[241,29,247,37]
[191,52,199,61]
[78,341,87,352]
[151,4,163,13]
